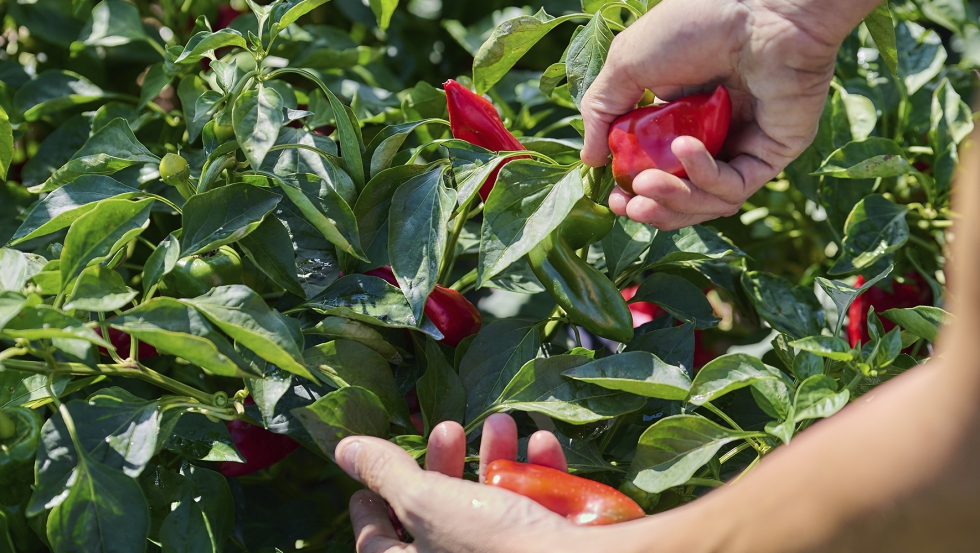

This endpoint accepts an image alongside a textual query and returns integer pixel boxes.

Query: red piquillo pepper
[444,79,531,202]
[847,273,933,347]
[217,398,300,478]
[485,460,645,526]
[366,266,482,347]
[609,85,732,194]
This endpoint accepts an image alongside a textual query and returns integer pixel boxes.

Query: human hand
[581,0,850,230]
[336,414,599,553]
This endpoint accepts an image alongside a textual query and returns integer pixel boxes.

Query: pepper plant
[0,0,971,550]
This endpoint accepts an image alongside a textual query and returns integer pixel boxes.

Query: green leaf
[142,234,180,299]
[565,12,612,109]
[687,353,779,406]
[601,217,656,282]
[273,0,333,29]
[625,323,696,374]
[788,336,854,361]
[234,84,285,170]
[472,10,582,94]
[539,62,566,97]
[864,1,897,75]
[8,175,140,246]
[389,165,456,321]
[305,275,440,336]
[0,106,11,181]
[631,273,719,329]
[792,351,824,381]
[353,164,433,270]
[138,63,170,109]
[186,285,314,380]
[306,316,402,364]
[13,70,122,124]
[175,29,248,64]
[239,216,306,298]
[446,141,520,208]
[644,225,743,267]
[813,137,912,179]
[76,0,149,50]
[563,351,691,400]
[742,271,825,338]
[793,375,849,423]
[177,76,212,143]
[275,173,367,261]
[64,266,137,312]
[304,340,412,431]
[816,263,893,334]
[497,355,645,423]
[896,21,947,95]
[366,120,438,178]
[459,319,541,423]
[59,197,153,290]
[881,306,949,342]
[369,0,399,31]
[164,413,244,462]
[292,386,389,461]
[478,161,584,286]
[0,249,44,293]
[110,298,250,378]
[46,457,149,553]
[628,415,760,493]
[32,118,159,194]
[829,195,909,275]
[417,337,466,434]
[180,183,280,255]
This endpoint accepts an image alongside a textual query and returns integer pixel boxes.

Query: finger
[424,421,466,478]
[608,187,632,216]
[625,195,707,231]
[673,131,778,204]
[579,44,646,167]
[336,437,423,502]
[350,490,414,553]
[630,170,740,219]
[478,413,518,483]
[527,431,567,472]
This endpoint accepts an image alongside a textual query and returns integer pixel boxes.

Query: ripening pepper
[444,79,531,202]
[216,398,300,478]
[485,460,646,526]
[609,85,732,194]
[847,273,933,347]
[96,326,159,360]
[528,197,634,343]
[366,266,482,347]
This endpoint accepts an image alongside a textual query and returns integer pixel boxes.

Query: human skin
[334,1,980,551]
[579,0,882,230]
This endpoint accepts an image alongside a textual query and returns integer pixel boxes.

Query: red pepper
[847,273,933,347]
[608,85,732,194]
[96,327,158,360]
[405,389,424,435]
[485,460,645,526]
[366,266,482,347]
[444,80,531,202]
[620,285,664,328]
[217,398,300,478]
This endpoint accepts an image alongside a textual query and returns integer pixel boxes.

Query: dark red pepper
[444,79,531,202]
[485,460,645,526]
[216,398,300,477]
[96,327,158,360]
[609,85,732,194]
[620,285,718,371]
[847,273,933,347]
[366,266,482,347]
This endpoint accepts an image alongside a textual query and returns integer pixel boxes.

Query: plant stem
[683,477,725,488]
[439,196,473,286]
[729,454,761,486]
[703,402,768,454]
[449,268,478,292]
[2,359,213,404]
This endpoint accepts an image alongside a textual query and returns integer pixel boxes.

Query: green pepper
[213,108,236,144]
[528,197,634,342]
[159,153,194,200]
[159,246,244,298]
[0,407,42,505]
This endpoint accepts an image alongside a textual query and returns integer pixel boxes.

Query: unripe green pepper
[159,246,244,298]
[528,197,634,342]
[0,407,42,505]
[213,109,236,144]
[159,153,194,200]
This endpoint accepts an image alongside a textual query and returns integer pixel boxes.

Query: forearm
[758,0,886,45]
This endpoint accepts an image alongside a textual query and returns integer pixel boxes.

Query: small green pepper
[159,153,194,199]
[159,246,244,298]
[528,197,634,342]
[0,407,42,505]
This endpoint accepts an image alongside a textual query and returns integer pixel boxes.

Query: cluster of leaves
[0,0,971,551]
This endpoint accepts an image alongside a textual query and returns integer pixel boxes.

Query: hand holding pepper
[580,0,860,230]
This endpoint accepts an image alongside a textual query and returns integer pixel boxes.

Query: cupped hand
[582,0,846,230]
[336,414,591,553]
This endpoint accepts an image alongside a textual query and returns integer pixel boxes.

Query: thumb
[579,45,646,167]
[336,436,422,502]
